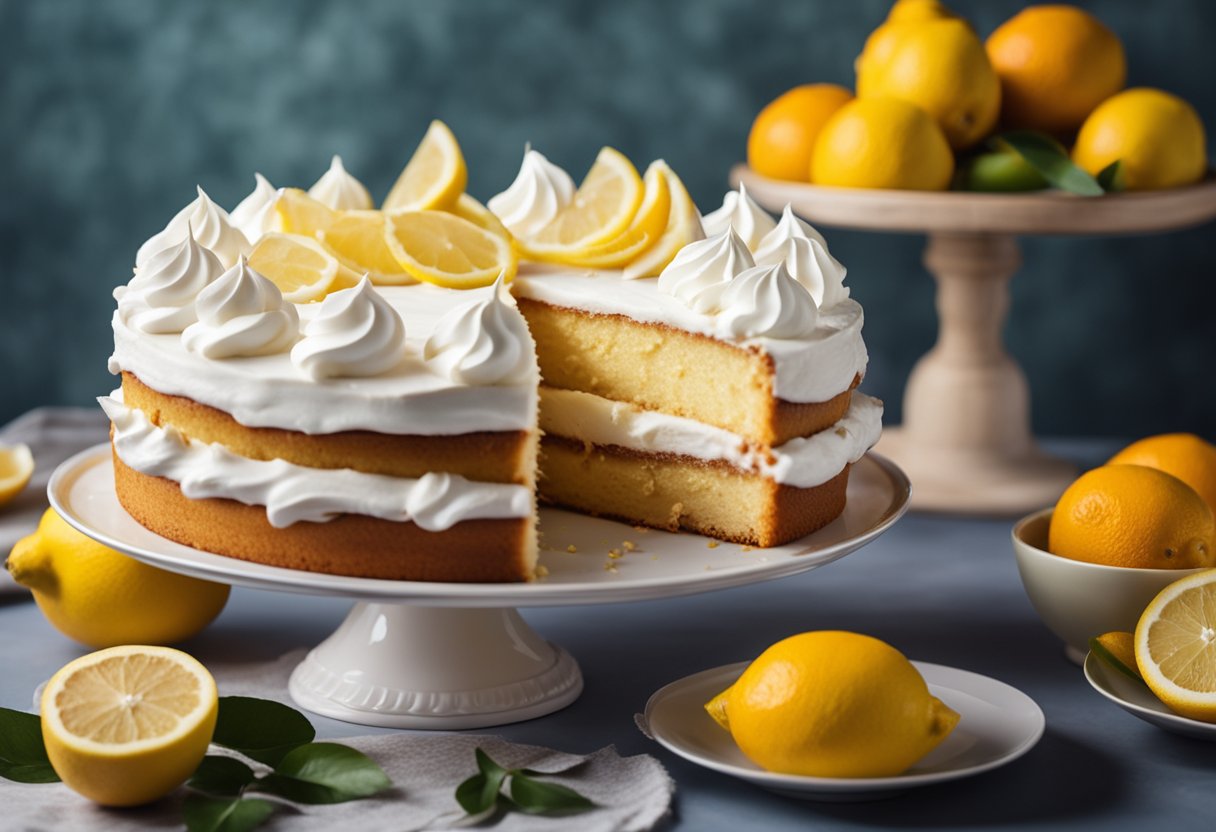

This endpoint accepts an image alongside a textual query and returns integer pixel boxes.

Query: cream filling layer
[513,267,868,404]
[540,388,883,488]
[101,394,532,530]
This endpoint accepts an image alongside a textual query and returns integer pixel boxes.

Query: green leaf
[211,697,315,767]
[251,742,391,804]
[188,755,258,797]
[509,773,594,815]
[0,707,59,783]
[183,795,277,832]
[1000,131,1105,196]
[1097,160,1125,193]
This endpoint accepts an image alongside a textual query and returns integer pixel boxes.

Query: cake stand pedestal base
[288,603,583,729]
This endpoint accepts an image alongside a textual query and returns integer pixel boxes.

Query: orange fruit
[1072,88,1207,191]
[1108,434,1216,517]
[811,97,953,190]
[986,5,1126,134]
[1048,464,1215,569]
[747,84,854,181]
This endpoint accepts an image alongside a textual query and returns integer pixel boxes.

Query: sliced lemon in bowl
[0,442,33,507]
[382,119,468,212]
[385,210,517,289]
[41,645,218,806]
[520,147,644,261]
[1135,569,1216,721]
[623,161,705,279]
[319,210,416,285]
[249,232,349,302]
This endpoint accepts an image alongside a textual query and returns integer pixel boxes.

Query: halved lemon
[520,147,644,260]
[1135,569,1216,721]
[623,161,705,279]
[547,160,672,268]
[41,645,218,806]
[319,210,416,285]
[275,188,337,236]
[382,120,468,213]
[449,193,514,243]
[0,442,33,507]
[385,210,517,289]
[249,233,347,302]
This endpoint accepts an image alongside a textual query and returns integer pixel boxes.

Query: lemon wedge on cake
[622,162,704,279]
[248,233,351,303]
[385,210,517,289]
[382,119,468,212]
[552,160,672,269]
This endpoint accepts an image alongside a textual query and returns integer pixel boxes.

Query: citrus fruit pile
[748,1,1208,193]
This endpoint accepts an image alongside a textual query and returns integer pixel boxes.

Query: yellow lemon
[319,210,417,285]
[248,233,352,302]
[1090,631,1141,681]
[622,161,703,279]
[275,187,338,236]
[0,442,34,507]
[747,84,854,182]
[41,645,218,806]
[856,0,957,76]
[7,508,230,648]
[1073,88,1207,191]
[1135,570,1216,722]
[857,17,1000,149]
[385,209,517,289]
[382,119,468,212]
[811,97,954,190]
[706,631,959,778]
[448,193,514,243]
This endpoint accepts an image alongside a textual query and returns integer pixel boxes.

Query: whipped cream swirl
[229,173,282,244]
[754,205,849,308]
[308,155,373,211]
[117,229,224,334]
[290,276,406,380]
[700,183,777,251]
[424,276,534,386]
[136,186,251,270]
[657,228,754,313]
[715,261,818,340]
[487,148,576,237]
[181,256,299,359]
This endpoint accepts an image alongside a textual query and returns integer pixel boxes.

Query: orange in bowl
[747,84,853,182]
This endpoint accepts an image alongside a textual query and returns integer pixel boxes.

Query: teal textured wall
[2,0,1213,436]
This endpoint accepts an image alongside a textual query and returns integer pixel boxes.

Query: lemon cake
[104,123,880,581]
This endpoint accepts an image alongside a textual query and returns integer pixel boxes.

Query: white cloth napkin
[6,650,675,831]
[0,407,110,596]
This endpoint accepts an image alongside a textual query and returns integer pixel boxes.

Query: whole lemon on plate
[1048,465,1215,569]
[811,97,954,190]
[6,508,230,647]
[1072,88,1208,191]
[856,17,1000,149]
[748,84,854,181]
[986,4,1125,135]
[1108,433,1216,517]
[705,631,960,778]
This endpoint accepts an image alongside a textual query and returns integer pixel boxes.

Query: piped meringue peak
[182,256,299,359]
[290,276,406,380]
[657,227,755,313]
[135,186,251,270]
[229,173,282,245]
[754,205,849,309]
[118,225,225,334]
[308,155,374,211]
[715,261,819,340]
[700,183,778,250]
[487,148,576,238]
[423,272,535,386]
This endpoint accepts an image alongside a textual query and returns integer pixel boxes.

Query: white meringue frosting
[308,155,373,211]
[117,229,225,334]
[657,228,754,313]
[290,276,406,380]
[423,275,534,386]
[229,173,282,244]
[715,261,818,340]
[487,148,576,237]
[136,186,251,270]
[181,256,299,359]
[700,183,777,250]
[754,205,849,309]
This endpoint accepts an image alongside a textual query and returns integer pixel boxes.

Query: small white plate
[1083,652,1216,741]
[640,661,1044,801]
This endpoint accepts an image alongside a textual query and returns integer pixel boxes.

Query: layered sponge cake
[104,124,879,581]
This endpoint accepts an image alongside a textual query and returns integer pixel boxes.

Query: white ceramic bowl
[1011,508,1204,663]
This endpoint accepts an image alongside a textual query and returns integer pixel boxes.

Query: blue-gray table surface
[2,439,1213,831]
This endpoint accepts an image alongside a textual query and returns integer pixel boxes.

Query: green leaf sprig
[997,131,1108,196]
[455,748,593,820]
[0,708,59,783]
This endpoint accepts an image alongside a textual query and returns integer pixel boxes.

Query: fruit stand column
[875,231,1076,513]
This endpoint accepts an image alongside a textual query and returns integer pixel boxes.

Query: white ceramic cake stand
[48,444,909,730]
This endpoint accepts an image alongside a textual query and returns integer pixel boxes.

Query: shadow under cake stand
[734,166,1216,515]
[49,445,909,730]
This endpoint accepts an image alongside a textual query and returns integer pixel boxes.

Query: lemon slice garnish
[275,188,337,236]
[41,645,219,806]
[0,442,33,507]
[1136,570,1216,721]
[520,147,644,260]
[385,210,517,289]
[382,120,468,213]
[623,161,705,279]
[319,210,416,285]
[248,232,347,302]
[449,193,514,243]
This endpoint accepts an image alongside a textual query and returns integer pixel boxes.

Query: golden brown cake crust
[121,372,531,485]
[112,450,533,582]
